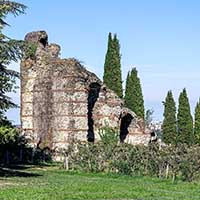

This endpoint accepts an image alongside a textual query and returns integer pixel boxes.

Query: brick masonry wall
[21,31,151,152]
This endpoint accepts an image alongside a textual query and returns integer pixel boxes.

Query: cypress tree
[162,90,177,144]
[103,33,113,88]
[103,33,123,98]
[124,72,131,108]
[177,88,193,145]
[194,99,200,144]
[124,68,145,119]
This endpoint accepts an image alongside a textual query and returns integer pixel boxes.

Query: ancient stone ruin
[20,31,150,153]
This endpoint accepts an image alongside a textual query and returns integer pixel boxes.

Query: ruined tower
[21,31,150,152]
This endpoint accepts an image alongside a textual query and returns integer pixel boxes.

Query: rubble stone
[21,31,151,153]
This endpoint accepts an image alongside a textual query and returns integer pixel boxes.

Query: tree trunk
[6,150,9,164]
[165,164,169,179]
[19,148,23,162]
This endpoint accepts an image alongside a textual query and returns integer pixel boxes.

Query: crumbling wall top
[25,30,48,46]
[24,31,61,59]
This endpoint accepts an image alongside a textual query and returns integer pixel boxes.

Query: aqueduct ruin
[20,31,150,152]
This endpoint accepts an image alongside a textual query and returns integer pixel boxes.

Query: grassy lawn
[0,166,200,200]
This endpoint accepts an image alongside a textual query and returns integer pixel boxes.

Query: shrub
[65,128,200,182]
[98,126,119,145]
[0,126,22,164]
[179,145,200,181]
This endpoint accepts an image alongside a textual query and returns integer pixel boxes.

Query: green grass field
[0,166,200,200]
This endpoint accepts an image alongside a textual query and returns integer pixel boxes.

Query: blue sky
[4,0,200,124]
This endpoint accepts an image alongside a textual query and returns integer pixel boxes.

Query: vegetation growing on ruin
[2,4,200,200]
[24,42,37,59]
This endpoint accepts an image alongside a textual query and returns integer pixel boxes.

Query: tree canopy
[194,99,200,145]
[177,88,193,145]
[103,32,123,98]
[0,0,26,125]
[162,90,177,144]
[124,68,144,119]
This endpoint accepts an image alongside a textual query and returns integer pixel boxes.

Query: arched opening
[150,131,158,143]
[39,37,48,48]
[87,83,101,142]
[120,113,133,142]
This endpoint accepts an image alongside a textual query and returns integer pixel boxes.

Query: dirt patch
[0,180,17,187]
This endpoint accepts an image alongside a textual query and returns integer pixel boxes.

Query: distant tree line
[162,88,200,146]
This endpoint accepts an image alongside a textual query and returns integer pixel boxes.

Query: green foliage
[0,0,26,23]
[0,126,52,164]
[0,63,19,124]
[124,68,145,119]
[124,71,131,107]
[179,145,200,182]
[0,126,18,145]
[0,126,23,163]
[177,88,194,145]
[68,141,200,182]
[194,99,200,144]
[24,42,37,59]
[0,0,26,63]
[0,0,26,123]
[98,126,119,145]
[162,90,177,144]
[58,127,198,182]
[103,33,123,98]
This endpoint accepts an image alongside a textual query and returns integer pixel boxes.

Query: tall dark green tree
[0,0,26,125]
[162,90,177,144]
[194,99,200,145]
[124,68,144,119]
[103,33,123,98]
[177,88,193,145]
[124,71,131,107]
[103,33,112,88]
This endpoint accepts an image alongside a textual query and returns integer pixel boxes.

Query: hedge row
[65,141,200,182]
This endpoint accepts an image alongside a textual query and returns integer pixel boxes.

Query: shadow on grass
[0,165,42,178]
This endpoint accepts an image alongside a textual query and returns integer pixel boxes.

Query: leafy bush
[179,145,200,181]
[65,128,200,182]
[0,126,18,145]
[98,127,119,145]
[0,126,53,164]
[0,126,23,164]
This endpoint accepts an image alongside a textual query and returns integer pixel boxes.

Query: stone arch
[120,113,134,142]
[39,36,48,47]
[87,82,101,142]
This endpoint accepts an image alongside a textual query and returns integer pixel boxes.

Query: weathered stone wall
[21,31,150,153]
